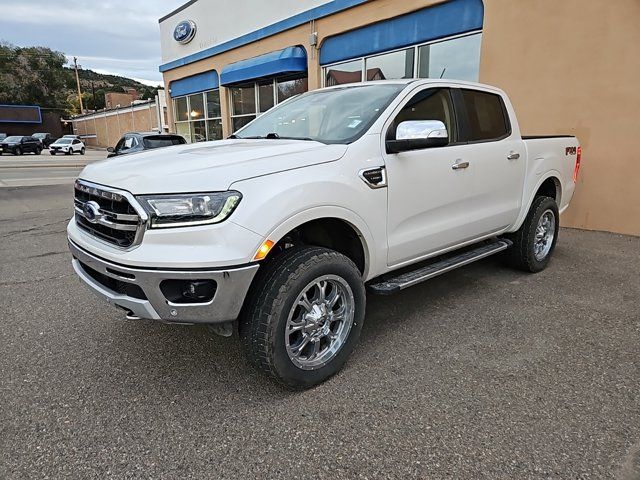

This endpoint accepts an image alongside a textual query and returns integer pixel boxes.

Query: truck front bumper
[69,238,259,324]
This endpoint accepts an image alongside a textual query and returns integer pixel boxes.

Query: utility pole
[91,81,96,111]
[73,56,84,113]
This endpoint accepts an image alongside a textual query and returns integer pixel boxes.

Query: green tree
[0,43,72,109]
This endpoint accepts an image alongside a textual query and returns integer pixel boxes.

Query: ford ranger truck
[68,80,581,389]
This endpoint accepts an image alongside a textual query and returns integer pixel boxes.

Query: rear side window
[460,89,509,142]
[143,136,186,149]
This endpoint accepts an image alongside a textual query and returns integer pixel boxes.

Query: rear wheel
[50,151,56,156]
[80,147,85,155]
[240,246,366,389]
[36,147,42,155]
[505,196,559,272]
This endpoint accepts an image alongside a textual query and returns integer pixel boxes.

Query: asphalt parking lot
[0,149,106,188]
[1,184,639,479]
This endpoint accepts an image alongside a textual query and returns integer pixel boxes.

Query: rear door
[453,88,525,233]
[383,87,478,266]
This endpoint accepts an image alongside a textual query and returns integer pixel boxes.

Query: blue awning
[320,0,484,65]
[220,46,307,86]
[170,70,219,97]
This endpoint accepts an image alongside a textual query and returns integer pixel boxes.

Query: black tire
[80,147,85,155]
[15,147,22,156]
[36,147,42,155]
[240,246,366,389]
[50,151,56,156]
[65,149,72,155]
[505,196,559,273]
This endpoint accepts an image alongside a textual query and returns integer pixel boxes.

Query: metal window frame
[321,30,482,87]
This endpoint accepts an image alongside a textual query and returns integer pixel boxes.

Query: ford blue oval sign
[174,20,197,44]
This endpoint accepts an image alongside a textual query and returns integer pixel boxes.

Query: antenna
[439,68,447,79]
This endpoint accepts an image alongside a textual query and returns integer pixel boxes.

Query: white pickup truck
[68,80,581,388]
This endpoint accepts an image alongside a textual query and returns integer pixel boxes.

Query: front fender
[229,161,387,280]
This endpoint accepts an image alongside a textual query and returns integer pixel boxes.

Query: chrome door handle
[507,152,520,160]
[452,160,470,170]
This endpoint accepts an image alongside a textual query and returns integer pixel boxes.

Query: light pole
[73,57,84,113]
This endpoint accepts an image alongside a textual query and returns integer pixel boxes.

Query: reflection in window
[277,77,308,103]
[173,89,223,143]
[175,97,188,121]
[206,90,221,118]
[325,59,362,86]
[230,75,308,133]
[231,84,256,116]
[418,33,481,81]
[188,93,204,120]
[365,48,414,81]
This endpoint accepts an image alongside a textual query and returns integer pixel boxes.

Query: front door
[384,87,479,266]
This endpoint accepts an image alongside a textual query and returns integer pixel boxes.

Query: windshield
[235,84,405,144]
[4,136,22,142]
[55,139,72,144]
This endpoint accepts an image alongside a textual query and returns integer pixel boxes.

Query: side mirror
[106,147,115,153]
[386,120,449,154]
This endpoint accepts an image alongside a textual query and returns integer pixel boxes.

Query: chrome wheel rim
[534,209,556,261]
[285,274,355,371]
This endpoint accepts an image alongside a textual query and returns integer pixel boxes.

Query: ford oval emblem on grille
[83,201,101,223]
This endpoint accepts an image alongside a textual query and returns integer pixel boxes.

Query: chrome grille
[74,179,146,248]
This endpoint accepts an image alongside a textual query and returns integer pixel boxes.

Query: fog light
[160,279,217,304]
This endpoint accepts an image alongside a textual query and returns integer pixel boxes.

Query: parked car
[0,135,42,155]
[107,132,187,158]
[68,80,580,388]
[49,137,85,155]
[32,132,55,148]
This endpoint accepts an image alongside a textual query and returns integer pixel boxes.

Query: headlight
[138,191,242,228]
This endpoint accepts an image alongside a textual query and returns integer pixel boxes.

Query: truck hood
[79,139,348,194]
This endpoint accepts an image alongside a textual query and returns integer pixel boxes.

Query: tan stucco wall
[72,104,159,148]
[162,0,640,236]
[480,0,640,236]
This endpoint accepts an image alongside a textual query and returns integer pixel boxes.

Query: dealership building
[159,0,639,236]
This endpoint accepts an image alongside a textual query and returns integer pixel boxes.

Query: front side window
[236,84,403,144]
[460,89,509,142]
[388,88,456,142]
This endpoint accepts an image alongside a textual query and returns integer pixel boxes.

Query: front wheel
[36,147,42,155]
[15,147,22,156]
[240,246,366,389]
[505,196,559,272]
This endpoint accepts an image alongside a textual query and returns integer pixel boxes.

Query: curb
[0,163,91,169]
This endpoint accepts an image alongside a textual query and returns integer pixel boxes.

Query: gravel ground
[1,185,639,479]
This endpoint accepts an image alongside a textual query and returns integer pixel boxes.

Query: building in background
[71,91,168,148]
[158,0,640,236]
[0,105,68,138]
[105,91,139,109]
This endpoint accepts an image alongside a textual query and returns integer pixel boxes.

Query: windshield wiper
[230,133,316,141]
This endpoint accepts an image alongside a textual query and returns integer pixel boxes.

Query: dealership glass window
[173,89,223,143]
[230,75,308,132]
[324,59,362,86]
[418,34,482,81]
[277,77,308,103]
[365,48,414,81]
[323,32,482,86]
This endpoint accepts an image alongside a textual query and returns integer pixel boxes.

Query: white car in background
[49,137,85,155]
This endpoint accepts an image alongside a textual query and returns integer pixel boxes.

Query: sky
[0,0,186,86]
